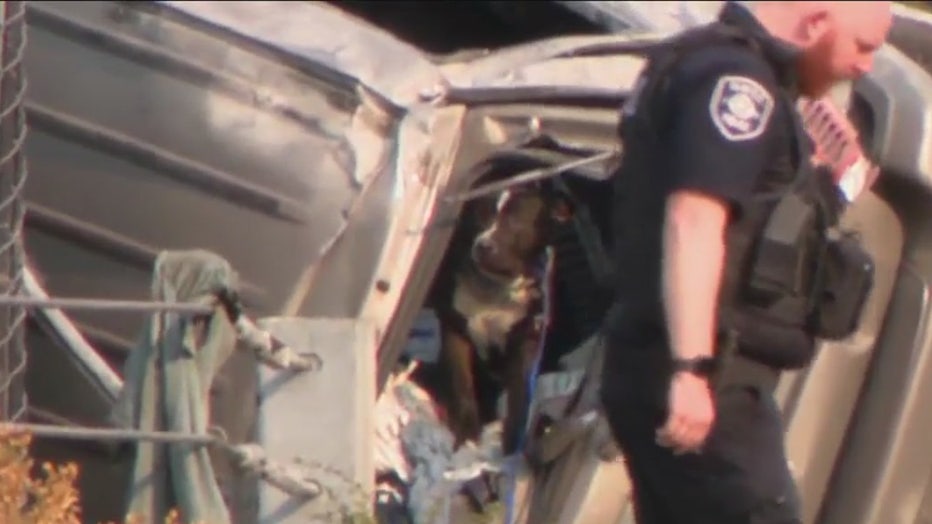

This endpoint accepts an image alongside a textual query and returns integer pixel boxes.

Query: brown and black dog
[426,182,572,455]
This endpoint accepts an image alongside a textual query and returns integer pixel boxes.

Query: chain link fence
[0,0,30,422]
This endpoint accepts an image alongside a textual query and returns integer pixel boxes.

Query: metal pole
[0,295,215,314]
[445,150,619,203]
[0,422,220,445]
[0,0,28,423]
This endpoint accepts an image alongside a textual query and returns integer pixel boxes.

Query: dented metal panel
[18,2,425,520]
[157,1,444,109]
[776,193,905,523]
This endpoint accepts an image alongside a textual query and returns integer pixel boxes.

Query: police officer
[600,2,891,523]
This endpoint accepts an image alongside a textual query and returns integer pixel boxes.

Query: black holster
[728,191,822,368]
[811,231,875,340]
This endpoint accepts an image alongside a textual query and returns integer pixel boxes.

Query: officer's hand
[656,371,715,454]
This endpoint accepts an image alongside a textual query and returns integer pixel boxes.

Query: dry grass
[0,429,201,524]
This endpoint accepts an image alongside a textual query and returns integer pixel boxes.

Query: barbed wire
[0,1,30,423]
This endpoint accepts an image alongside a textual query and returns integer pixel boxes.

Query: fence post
[0,0,29,422]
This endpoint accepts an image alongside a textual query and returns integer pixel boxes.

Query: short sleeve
[662,53,781,212]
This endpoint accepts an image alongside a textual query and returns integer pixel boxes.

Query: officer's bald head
[745,1,892,97]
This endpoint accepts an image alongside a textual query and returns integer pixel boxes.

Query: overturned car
[9,1,932,523]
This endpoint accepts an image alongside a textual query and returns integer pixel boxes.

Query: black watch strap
[672,356,719,378]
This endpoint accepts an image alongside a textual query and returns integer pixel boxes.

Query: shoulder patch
[708,75,775,142]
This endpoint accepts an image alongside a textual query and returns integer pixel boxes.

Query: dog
[425,181,572,455]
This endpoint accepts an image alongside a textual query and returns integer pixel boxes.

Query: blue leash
[503,247,555,524]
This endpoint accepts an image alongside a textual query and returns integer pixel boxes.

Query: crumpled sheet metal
[374,361,505,524]
[157,1,443,109]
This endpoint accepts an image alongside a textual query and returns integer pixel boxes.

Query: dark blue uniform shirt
[604,2,804,355]
[658,3,800,215]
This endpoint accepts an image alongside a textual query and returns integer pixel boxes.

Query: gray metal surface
[852,44,932,186]
[158,0,443,109]
[817,264,932,524]
[18,2,413,519]
[20,0,406,364]
[255,317,376,524]
[814,73,932,523]
[776,193,905,523]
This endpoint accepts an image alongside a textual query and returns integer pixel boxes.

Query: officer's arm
[661,63,778,364]
[663,193,728,361]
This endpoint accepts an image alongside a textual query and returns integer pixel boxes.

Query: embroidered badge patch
[708,75,775,142]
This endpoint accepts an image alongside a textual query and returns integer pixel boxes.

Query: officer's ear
[798,8,832,48]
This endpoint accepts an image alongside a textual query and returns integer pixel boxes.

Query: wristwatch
[671,356,719,378]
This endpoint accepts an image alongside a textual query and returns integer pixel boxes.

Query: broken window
[375,150,617,522]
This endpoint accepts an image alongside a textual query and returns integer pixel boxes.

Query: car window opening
[376,158,616,519]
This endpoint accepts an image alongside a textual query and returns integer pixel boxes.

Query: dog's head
[469,183,573,279]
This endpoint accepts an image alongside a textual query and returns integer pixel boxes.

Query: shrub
[0,430,199,524]
[0,430,81,524]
